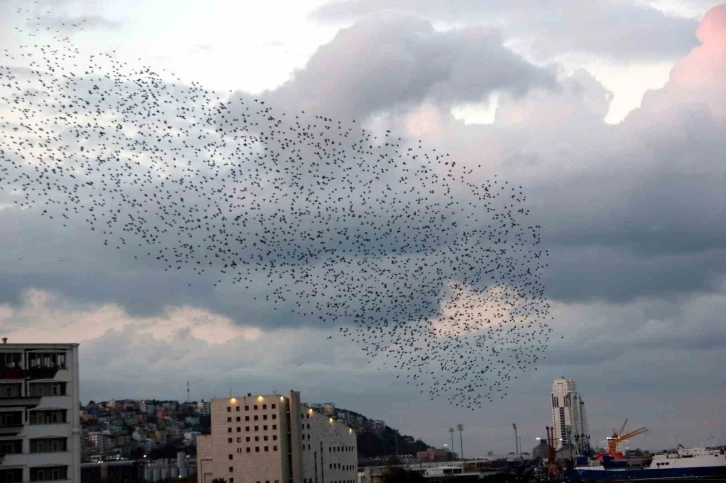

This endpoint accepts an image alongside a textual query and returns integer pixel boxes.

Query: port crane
[598,419,648,460]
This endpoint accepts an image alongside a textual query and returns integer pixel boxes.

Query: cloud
[311,0,700,61]
[264,15,556,119]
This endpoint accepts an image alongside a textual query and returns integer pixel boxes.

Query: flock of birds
[0,7,552,409]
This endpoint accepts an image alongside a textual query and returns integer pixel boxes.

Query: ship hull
[569,465,726,481]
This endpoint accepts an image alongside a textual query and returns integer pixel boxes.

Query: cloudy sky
[1,0,726,455]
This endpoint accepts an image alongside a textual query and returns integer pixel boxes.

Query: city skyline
[1,0,725,457]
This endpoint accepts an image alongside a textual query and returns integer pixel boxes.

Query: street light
[457,424,464,461]
[449,428,455,461]
[512,424,519,456]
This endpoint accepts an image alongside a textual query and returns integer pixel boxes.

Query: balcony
[0,395,42,408]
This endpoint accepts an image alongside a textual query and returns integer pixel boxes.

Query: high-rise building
[0,342,81,482]
[197,390,357,483]
[551,378,590,454]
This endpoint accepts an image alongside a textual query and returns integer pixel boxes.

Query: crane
[598,419,647,460]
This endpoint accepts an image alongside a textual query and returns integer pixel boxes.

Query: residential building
[550,378,590,454]
[197,400,211,416]
[0,342,81,483]
[197,390,357,483]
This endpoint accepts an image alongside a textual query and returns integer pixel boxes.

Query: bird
[0,10,554,410]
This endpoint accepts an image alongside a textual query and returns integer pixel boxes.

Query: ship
[569,446,726,481]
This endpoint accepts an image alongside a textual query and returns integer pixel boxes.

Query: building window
[246,416,250,421]
[247,448,251,453]
[236,417,241,422]
[231,479,235,483]
[28,410,66,425]
[264,436,268,441]
[29,466,67,481]
[255,447,260,452]
[264,446,269,452]
[228,428,232,433]
[273,435,278,441]
[272,425,277,430]
[228,407,231,412]
[228,417,232,422]
[30,438,67,453]
[246,426,250,431]
[236,406,240,412]
[229,467,233,472]
[246,437,251,442]
[237,437,241,443]
[28,382,66,397]
[254,415,259,421]
[228,438,233,443]
[245,406,249,411]
[272,404,276,409]
[272,414,277,420]
[273,445,278,451]
[237,427,241,432]
[263,404,267,409]
[263,415,268,420]
[255,436,260,442]
[263,425,268,430]
[229,454,233,460]
[254,405,258,410]
[254,426,259,431]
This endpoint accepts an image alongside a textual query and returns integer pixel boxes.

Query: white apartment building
[0,342,81,483]
[197,390,357,483]
[551,378,590,454]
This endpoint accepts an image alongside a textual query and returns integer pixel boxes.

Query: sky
[1,0,726,455]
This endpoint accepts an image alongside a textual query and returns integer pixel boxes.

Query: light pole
[512,424,519,456]
[457,424,464,461]
[449,428,455,461]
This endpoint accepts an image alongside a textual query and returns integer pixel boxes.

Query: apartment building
[0,342,81,483]
[197,390,357,483]
[551,378,590,454]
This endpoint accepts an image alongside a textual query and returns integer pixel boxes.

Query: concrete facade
[197,390,357,483]
[0,342,81,483]
[551,378,590,454]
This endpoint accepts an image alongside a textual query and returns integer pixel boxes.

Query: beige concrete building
[197,390,357,483]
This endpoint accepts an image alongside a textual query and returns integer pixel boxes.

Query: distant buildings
[197,390,357,483]
[416,447,449,462]
[551,378,590,454]
[0,341,81,482]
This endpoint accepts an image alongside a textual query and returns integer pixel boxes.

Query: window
[228,407,231,412]
[273,435,278,441]
[254,405,258,410]
[0,440,22,454]
[264,446,269,452]
[272,425,277,430]
[229,454,233,460]
[246,426,250,431]
[0,411,23,426]
[28,382,66,397]
[246,437,251,442]
[237,437,241,443]
[0,469,22,483]
[263,404,267,409]
[229,467,233,473]
[0,383,21,399]
[254,426,258,431]
[246,448,251,453]
[272,404,276,409]
[263,425,268,430]
[273,445,278,451]
[245,406,249,411]
[28,410,66,425]
[236,406,240,412]
[255,436,260,442]
[263,415,268,420]
[228,438,233,443]
[254,415,259,421]
[30,438,67,453]
[236,417,240,422]
[237,427,241,432]
[272,414,277,420]
[228,428,232,433]
[245,416,250,421]
[255,447,260,452]
[230,479,235,483]
[228,417,232,422]
[30,466,67,481]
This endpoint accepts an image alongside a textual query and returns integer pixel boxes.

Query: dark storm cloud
[311,0,700,61]
[265,15,556,119]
